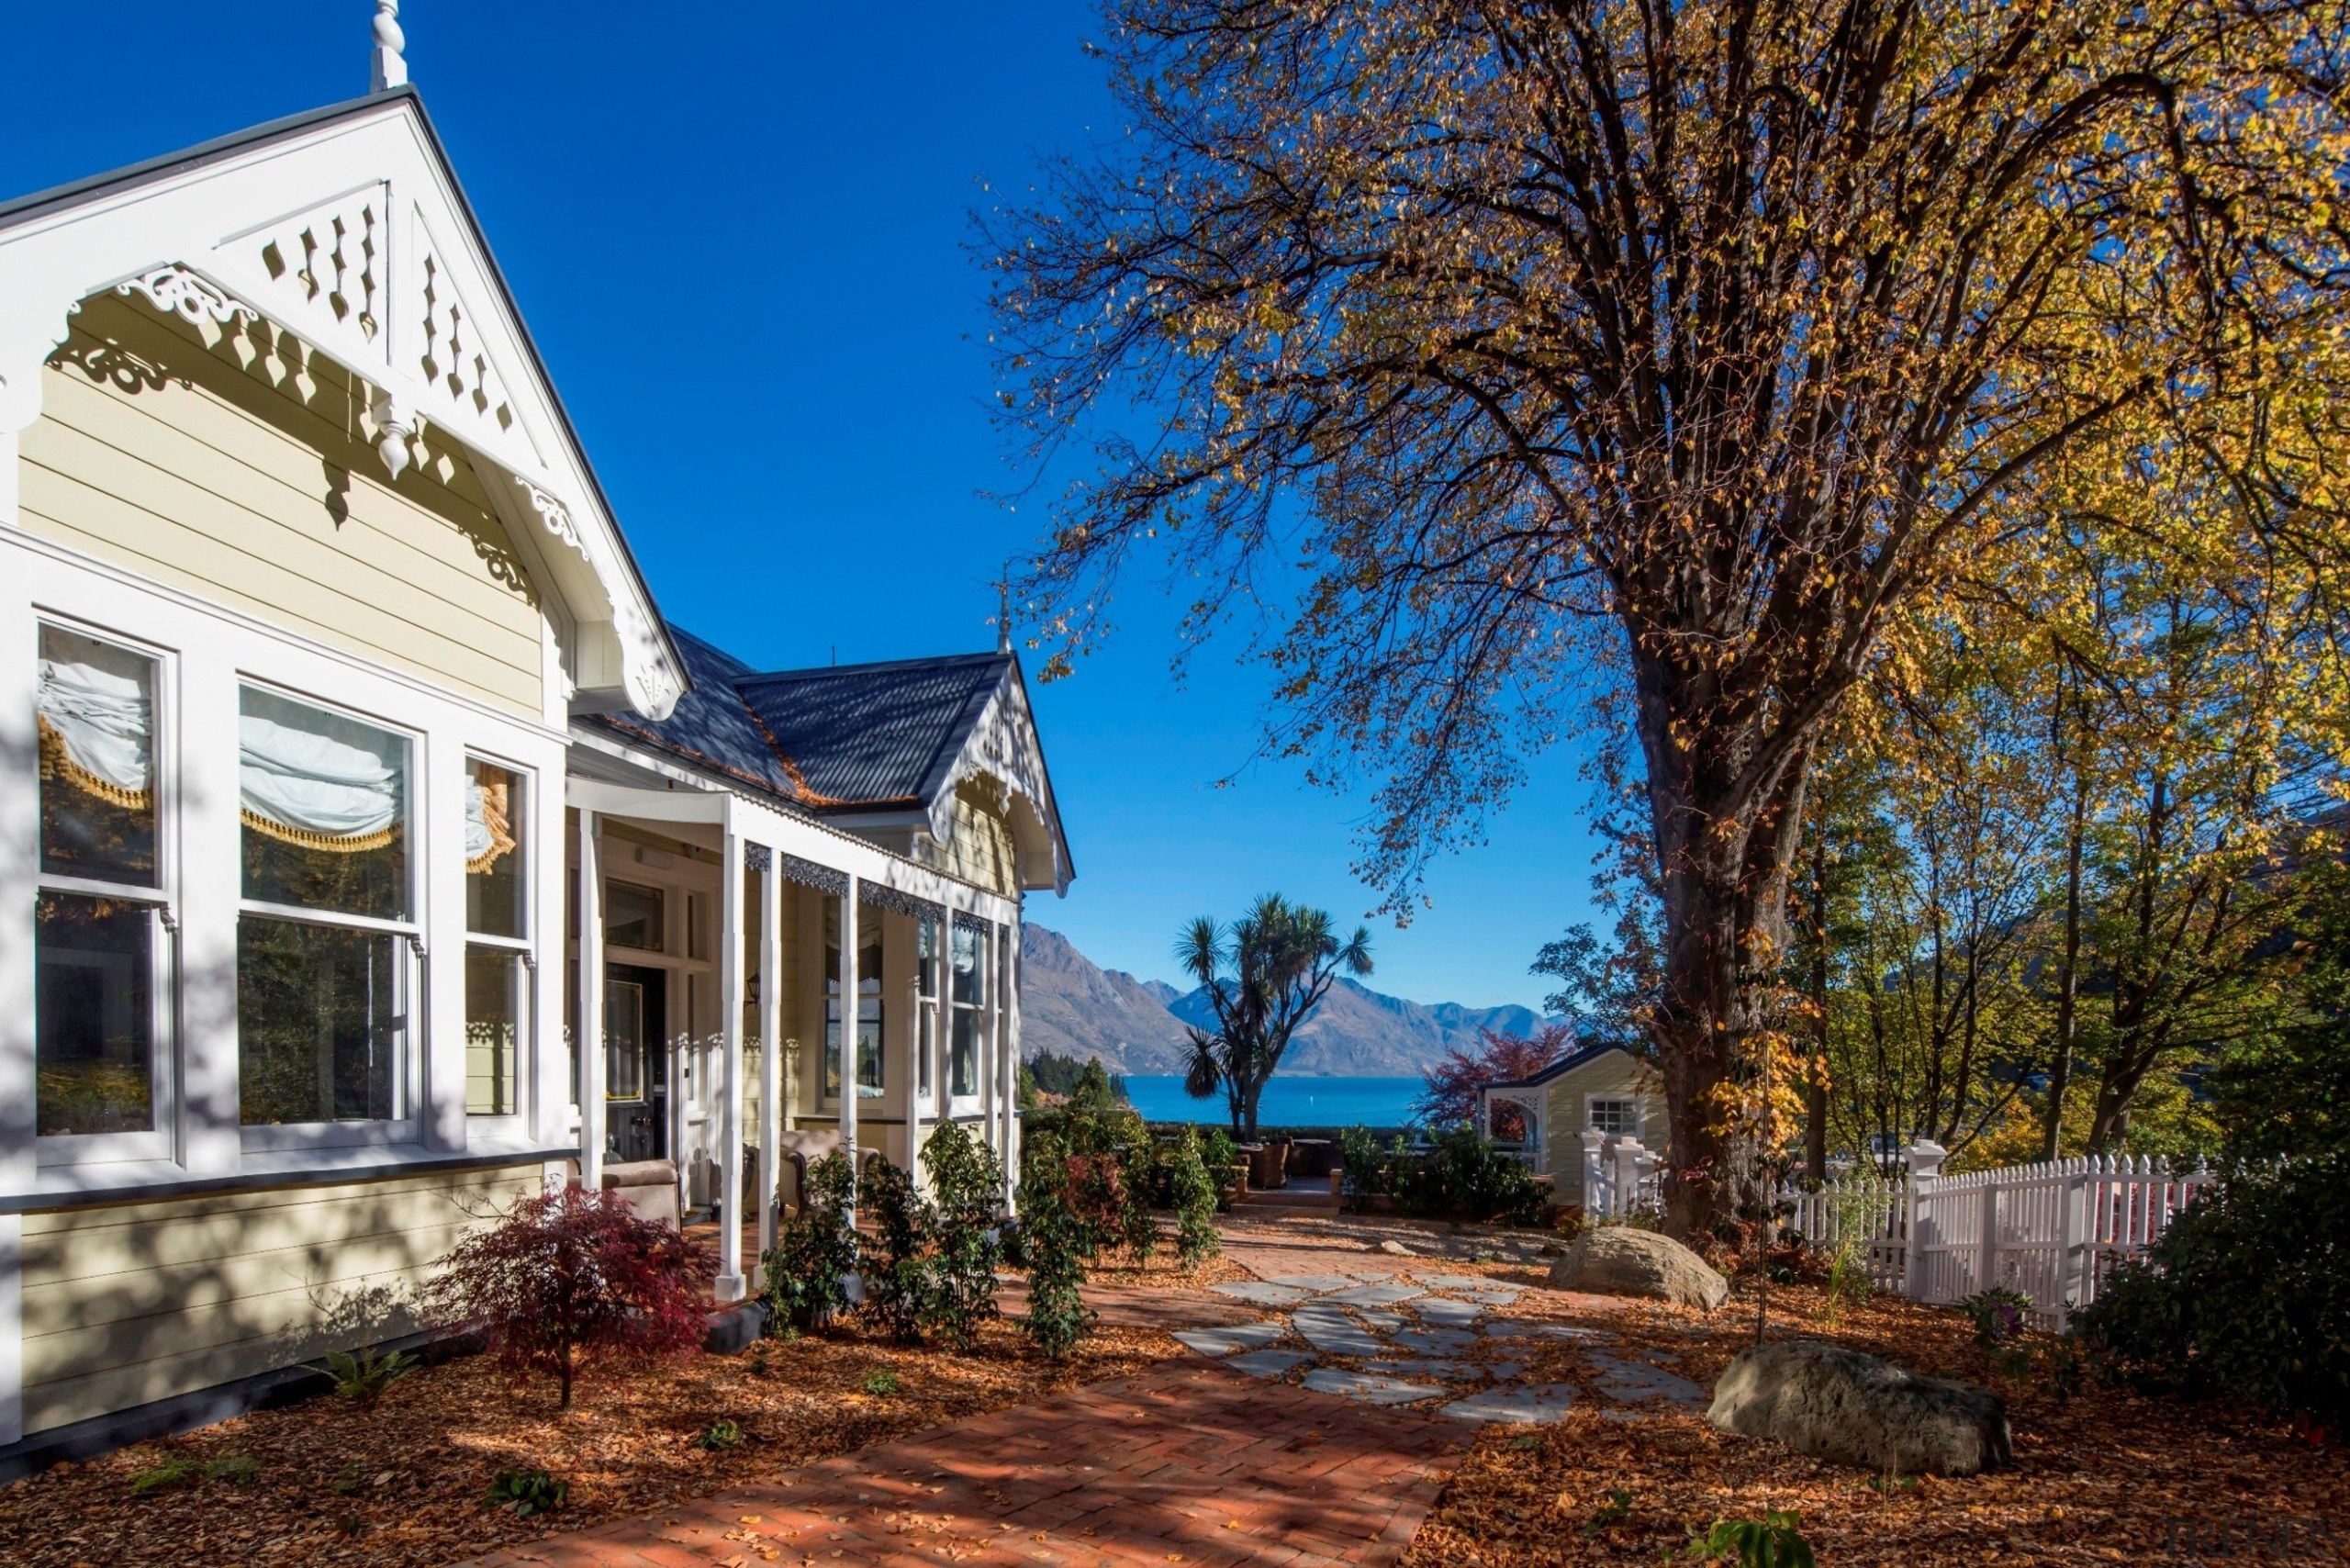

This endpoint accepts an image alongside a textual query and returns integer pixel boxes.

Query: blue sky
[0,2,1607,1008]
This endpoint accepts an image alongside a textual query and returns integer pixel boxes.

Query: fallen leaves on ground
[0,1316,1179,1568]
[1402,1280,2350,1566]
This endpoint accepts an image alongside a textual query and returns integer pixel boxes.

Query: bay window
[34,624,172,1154]
[464,757,530,1119]
[236,685,414,1136]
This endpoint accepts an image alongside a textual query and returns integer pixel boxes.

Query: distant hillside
[1021,924,1552,1078]
[1018,925,1195,1073]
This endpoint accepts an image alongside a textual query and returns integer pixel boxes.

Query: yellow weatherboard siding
[944,779,1018,896]
[17,1164,539,1435]
[1542,1052,1668,1199]
[19,292,544,718]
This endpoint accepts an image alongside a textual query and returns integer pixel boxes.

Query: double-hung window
[236,685,416,1142]
[823,901,882,1102]
[464,757,531,1120]
[34,623,173,1160]
[916,913,939,1103]
[949,918,983,1102]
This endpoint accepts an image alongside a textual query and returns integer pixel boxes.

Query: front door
[604,963,669,1163]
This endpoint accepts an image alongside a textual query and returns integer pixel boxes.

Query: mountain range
[1019,924,1552,1077]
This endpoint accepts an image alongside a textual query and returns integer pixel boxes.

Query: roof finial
[370,0,408,93]
[996,568,1013,655]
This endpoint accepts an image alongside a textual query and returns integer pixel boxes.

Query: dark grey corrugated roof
[736,653,1011,809]
[585,635,1018,813]
[1484,1038,1641,1091]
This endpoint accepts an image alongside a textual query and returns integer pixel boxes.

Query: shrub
[923,1123,1005,1348]
[2076,1150,2350,1428]
[317,1344,417,1408]
[862,1365,900,1394]
[1064,1151,1125,1257]
[428,1183,708,1408]
[1955,1287,2033,1348]
[763,1152,859,1331]
[1017,1132,1096,1358]
[1118,1139,1161,1262]
[1169,1129,1221,1265]
[1684,1510,1817,1568]
[699,1418,743,1450]
[860,1156,942,1344]
[485,1468,566,1518]
[1387,1126,1548,1224]
[1337,1125,1384,1212]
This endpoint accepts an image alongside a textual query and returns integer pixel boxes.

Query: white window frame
[822,910,884,1110]
[234,678,423,1154]
[947,915,986,1116]
[462,752,533,1134]
[32,615,178,1169]
[915,910,939,1113]
[1586,1095,1639,1138]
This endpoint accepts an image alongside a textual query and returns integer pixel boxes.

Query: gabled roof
[0,85,686,718]
[584,629,1073,894]
[1481,1038,1644,1093]
[735,653,1014,809]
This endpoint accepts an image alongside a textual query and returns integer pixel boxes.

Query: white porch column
[1001,917,1021,1208]
[1904,1138,1948,1300]
[715,813,746,1302]
[757,856,782,1259]
[903,907,926,1189]
[839,875,859,1214]
[1581,1127,1606,1215]
[576,811,606,1192]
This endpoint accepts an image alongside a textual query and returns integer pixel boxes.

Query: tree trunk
[1805,835,1830,1184]
[2040,773,2087,1160]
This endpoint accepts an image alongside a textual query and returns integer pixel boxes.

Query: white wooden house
[1476,1040,1667,1209]
[0,24,1066,1473]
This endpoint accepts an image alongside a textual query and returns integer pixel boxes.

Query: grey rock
[1173,1322,1288,1357]
[1376,1239,1414,1256]
[1441,1383,1578,1424]
[1302,1367,1448,1406]
[1226,1348,1315,1378]
[1707,1340,2013,1476]
[1550,1227,1731,1310]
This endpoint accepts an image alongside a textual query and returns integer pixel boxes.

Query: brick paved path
[453,1359,1461,1568]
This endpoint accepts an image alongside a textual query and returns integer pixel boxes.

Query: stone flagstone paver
[453,1359,1461,1568]
[1172,1321,1289,1357]
[1441,1383,1579,1425]
[1227,1347,1316,1378]
[1303,1367,1451,1406]
[1212,1279,1313,1308]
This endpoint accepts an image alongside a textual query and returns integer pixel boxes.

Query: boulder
[1550,1226,1729,1310]
[1707,1340,2011,1475]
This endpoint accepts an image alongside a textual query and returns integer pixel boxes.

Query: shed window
[1587,1097,1638,1137]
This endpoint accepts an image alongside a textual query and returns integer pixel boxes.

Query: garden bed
[0,1315,1181,1568]
[1397,1277,2350,1566]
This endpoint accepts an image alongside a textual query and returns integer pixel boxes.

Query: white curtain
[37,654,152,803]
[240,711,400,849]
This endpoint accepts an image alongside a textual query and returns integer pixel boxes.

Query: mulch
[1400,1277,2350,1566]
[0,1315,1182,1568]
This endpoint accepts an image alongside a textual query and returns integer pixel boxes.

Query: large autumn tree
[990,0,2350,1235]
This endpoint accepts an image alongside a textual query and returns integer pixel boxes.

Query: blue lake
[1122,1073,1425,1130]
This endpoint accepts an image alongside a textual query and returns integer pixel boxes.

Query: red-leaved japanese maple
[1414,1025,1577,1138]
[429,1183,708,1407]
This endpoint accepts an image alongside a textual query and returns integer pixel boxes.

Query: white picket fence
[1783,1143,2214,1328]
[1573,1133,2210,1327]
